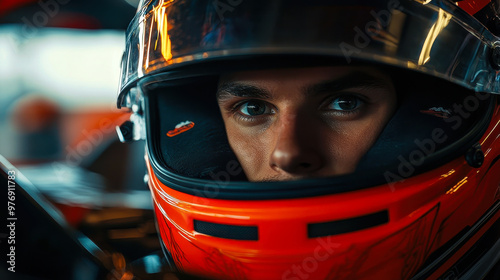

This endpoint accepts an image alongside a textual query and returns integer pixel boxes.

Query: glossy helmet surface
[117,0,500,279]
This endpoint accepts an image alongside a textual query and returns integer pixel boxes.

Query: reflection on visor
[119,0,500,107]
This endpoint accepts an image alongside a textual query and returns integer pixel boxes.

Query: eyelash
[230,99,275,122]
[227,93,367,122]
[322,93,367,116]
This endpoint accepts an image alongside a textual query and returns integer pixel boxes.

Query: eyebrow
[216,71,391,101]
[217,82,271,101]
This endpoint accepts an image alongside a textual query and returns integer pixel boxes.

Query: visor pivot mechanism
[116,88,146,143]
[490,45,500,70]
[116,121,135,143]
[465,143,484,168]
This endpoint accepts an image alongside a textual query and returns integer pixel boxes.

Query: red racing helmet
[116,0,500,279]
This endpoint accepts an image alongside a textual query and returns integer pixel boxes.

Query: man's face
[217,66,397,182]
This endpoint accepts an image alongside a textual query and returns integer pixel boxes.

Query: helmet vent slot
[194,220,258,241]
[308,210,389,238]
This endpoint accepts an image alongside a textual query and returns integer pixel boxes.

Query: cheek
[225,123,272,177]
[320,123,376,173]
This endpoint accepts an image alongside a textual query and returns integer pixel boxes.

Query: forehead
[219,66,391,84]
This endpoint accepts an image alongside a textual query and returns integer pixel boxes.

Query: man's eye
[238,100,273,116]
[328,95,363,111]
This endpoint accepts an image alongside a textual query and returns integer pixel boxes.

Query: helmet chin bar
[116,87,146,143]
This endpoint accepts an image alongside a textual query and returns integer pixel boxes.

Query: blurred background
[0,1,166,279]
[0,0,134,161]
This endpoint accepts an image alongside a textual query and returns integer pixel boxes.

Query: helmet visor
[119,0,500,105]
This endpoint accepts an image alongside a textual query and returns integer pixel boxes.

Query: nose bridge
[270,110,322,174]
[275,112,309,147]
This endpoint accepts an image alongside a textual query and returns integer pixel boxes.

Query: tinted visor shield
[119,0,500,105]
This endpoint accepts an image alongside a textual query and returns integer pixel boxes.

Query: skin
[216,66,397,182]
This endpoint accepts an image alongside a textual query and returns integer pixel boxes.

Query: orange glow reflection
[418,8,451,65]
[446,177,468,194]
[440,169,455,178]
[153,0,173,62]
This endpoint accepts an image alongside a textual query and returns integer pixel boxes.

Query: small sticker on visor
[167,120,195,137]
[420,107,452,119]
